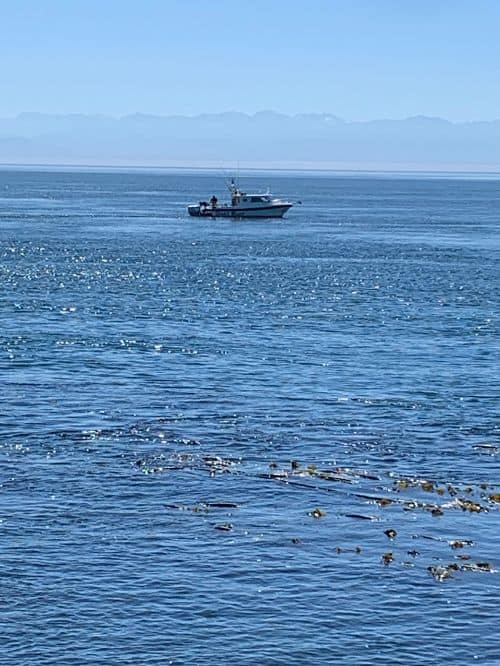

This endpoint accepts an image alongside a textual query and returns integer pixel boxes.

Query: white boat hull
[188,203,292,219]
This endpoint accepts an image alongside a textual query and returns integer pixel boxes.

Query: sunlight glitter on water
[1,169,499,665]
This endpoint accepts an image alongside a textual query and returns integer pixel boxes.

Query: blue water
[1,169,499,665]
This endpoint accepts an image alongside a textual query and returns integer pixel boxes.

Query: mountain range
[1,111,500,171]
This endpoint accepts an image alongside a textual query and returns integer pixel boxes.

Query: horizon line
[3,160,500,179]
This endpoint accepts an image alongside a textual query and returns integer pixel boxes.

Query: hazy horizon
[3,109,500,172]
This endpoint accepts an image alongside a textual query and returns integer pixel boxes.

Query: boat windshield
[249,195,270,203]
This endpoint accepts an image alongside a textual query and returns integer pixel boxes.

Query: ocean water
[1,168,499,665]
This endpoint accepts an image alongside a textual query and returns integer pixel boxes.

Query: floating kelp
[397,498,441,512]
[382,552,393,565]
[356,493,395,507]
[259,463,383,499]
[308,507,327,519]
[292,464,354,484]
[334,546,361,554]
[428,560,497,581]
[259,471,290,480]
[374,497,392,507]
[136,452,237,477]
[138,451,497,582]
[461,562,495,572]
[401,490,488,517]
[203,455,241,475]
[343,513,379,521]
[259,466,355,493]
[428,565,453,581]
[447,498,486,513]
[448,539,473,549]
[391,477,489,504]
[289,461,378,483]
[393,477,435,493]
[315,470,353,483]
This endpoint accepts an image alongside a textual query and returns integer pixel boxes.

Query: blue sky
[1,0,499,120]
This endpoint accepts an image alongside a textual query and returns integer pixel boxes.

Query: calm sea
[1,169,499,665]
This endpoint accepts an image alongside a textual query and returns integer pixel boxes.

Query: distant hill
[1,111,500,171]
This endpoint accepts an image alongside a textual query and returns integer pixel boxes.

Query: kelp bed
[129,430,499,584]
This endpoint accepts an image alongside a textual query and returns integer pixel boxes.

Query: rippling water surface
[1,169,499,665]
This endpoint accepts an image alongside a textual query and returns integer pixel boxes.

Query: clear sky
[1,0,499,121]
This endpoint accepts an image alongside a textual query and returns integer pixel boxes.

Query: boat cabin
[229,181,272,207]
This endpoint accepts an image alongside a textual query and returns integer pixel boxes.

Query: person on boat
[230,179,239,206]
[210,195,218,209]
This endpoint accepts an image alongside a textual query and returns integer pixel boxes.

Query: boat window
[250,196,266,203]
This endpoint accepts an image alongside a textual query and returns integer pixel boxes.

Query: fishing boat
[187,179,293,218]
